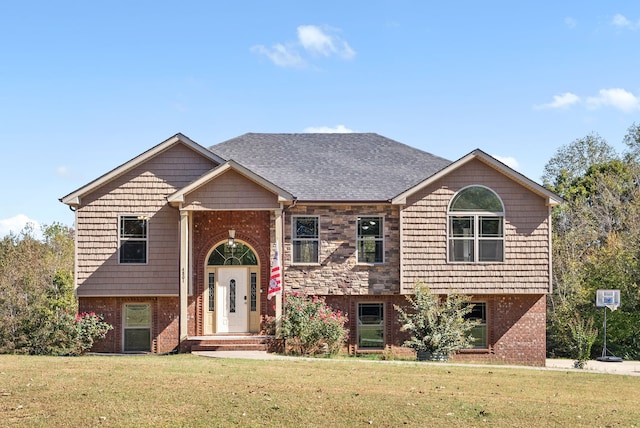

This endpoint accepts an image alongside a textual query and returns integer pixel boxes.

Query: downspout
[70,204,79,298]
[548,203,553,294]
[398,203,405,294]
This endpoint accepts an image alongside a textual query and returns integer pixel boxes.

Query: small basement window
[358,303,384,349]
[466,302,487,349]
[123,303,151,352]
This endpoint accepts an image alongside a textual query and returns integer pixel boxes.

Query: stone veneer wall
[283,204,400,295]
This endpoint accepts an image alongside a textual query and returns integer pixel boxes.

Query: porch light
[228,229,236,248]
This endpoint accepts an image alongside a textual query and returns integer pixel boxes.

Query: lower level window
[124,303,151,352]
[358,303,384,349]
[466,302,487,348]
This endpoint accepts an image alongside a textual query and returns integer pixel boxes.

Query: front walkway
[193,351,640,376]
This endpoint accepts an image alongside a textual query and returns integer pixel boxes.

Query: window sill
[458,348,491,354]
[447,261,505,264]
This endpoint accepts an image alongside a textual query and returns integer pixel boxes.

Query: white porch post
[275,206,284,336]
[179,209,190,341]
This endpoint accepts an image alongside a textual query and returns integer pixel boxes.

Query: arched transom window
[207,243,258,266]
[448,186,504,263]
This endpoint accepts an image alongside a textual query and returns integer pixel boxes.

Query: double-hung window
[119,215,148,264]
[357,217,383,263]
[358,303,384,349]
[448,186,504,262]
[466,302,487,349]
[292,216,319,264]
[123,303,151,352]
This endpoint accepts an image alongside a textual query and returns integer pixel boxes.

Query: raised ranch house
[60,133,561,366]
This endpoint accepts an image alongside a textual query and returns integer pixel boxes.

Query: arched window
[448,186,504,262]
[207,243,258,266]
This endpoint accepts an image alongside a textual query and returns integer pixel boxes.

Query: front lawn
[1,354,638,427]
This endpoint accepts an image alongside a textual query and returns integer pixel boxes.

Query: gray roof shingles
[209,133,452,201]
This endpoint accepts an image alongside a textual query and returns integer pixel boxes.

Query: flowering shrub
[280,292,348,356]
[74,312,113,355]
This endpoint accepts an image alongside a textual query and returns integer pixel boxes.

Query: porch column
[275,206,283,336]
[179,209,190,341]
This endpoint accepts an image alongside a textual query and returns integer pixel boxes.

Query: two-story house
[60,133,561,366]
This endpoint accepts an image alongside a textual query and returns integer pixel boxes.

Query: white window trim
[291,215,320,265]
[447,186,505,264]
[356,216,385,265]
[118,214,149,265]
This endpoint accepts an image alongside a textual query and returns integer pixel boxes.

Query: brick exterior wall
[325,293,546,366]
[190,210,272,336]
[79,296,179,354]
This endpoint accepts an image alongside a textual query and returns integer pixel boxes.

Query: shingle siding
[183,169,280,210]
[75,143,218,296]
[401,159,551,294]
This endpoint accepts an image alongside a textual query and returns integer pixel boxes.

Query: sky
[1,1,639,238]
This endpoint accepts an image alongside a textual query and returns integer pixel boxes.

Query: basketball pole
[601,306,608,360]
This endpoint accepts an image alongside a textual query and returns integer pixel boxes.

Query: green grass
[1,354,639,427]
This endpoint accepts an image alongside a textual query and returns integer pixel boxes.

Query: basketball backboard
[596,289,620,309]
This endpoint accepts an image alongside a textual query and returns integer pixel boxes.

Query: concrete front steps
[189,335,274,352]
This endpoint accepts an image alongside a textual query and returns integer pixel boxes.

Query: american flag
[268,241,282,299]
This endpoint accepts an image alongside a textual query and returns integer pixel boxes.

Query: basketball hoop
[595,289,623,363]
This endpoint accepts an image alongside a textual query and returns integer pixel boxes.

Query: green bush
[395,283,477,361]
[281,292,348,356]
[567,313,598,368]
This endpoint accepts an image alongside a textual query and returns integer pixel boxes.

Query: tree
[623,122,640,161]
[0,223,109,355]
[395,283,477,361]
[545,127,640,359]
[542,133,617,198]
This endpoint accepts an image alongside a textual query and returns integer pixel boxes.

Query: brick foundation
[326,293,546,366]
[79,296,179,354]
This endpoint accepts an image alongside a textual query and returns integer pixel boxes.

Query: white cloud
[303,125,354,133]
[56,166,71,177]
[252,24,355,67]
[564,17,577,29]
[492,155,520,170]
[0,214,41,238]
[250,43,306,68]
[297,25,356,59]
[536,88,640,113]
[612,13,640,30]
[586,88,640,113]
[534,92,581,110]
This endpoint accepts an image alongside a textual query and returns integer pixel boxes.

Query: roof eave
[167,160,295,204]
[60,133,224,207]
[392,149,563,206]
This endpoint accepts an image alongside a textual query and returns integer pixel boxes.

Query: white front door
[216,268,248,333]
